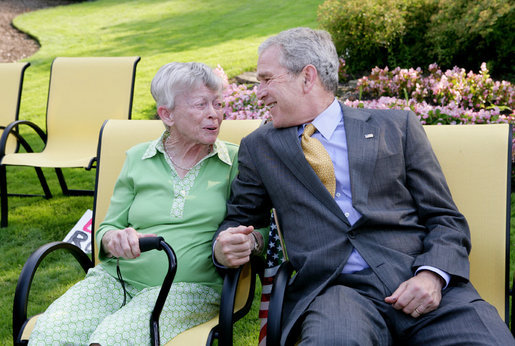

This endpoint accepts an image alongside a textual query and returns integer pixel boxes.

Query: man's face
[256,45,304,128]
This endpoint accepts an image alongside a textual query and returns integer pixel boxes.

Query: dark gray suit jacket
[216,103,471,344]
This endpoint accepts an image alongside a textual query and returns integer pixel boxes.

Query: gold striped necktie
[301,123,336,197]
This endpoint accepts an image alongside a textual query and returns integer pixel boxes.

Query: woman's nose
[206,103,221,118]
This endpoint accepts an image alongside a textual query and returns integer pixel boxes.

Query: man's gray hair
[259,27,339,93]
[151,62,222,110]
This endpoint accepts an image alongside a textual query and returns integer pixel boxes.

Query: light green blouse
[96,132,259,293]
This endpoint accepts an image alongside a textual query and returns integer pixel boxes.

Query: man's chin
[271,120,282,128]
[270,111,286,128]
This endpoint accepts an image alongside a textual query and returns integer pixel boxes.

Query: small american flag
[258,211,285,346]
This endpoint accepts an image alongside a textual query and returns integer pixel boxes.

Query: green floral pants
[29,265,220,345]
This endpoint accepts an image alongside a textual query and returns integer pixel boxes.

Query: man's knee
[299,318,389,346]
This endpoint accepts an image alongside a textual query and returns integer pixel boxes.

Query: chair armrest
[215,258,261,346]
[0,120,47,158]
[267,260,294,346]
[12,241,93,343]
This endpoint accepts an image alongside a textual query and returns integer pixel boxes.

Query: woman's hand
[102,228,157,259]
[214,225,255,267]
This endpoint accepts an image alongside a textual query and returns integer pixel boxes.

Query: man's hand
[102,228,157,259]
[214,225,255,268]
[384,270,444,318]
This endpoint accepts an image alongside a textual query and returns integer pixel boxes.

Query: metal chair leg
[0,165,8,227]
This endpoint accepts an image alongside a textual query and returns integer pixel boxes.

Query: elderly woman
[29,62,266,345]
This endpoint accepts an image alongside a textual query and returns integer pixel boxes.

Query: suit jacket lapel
[274,126,351,226]
[341,104,380,211]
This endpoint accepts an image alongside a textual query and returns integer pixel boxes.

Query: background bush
[427,0,514,82]
[319,0,514,82]
[318,0,410,76]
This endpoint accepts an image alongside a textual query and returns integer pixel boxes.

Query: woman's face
[161,84,223,146]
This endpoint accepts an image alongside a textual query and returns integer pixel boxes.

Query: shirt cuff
[416,266,450,289]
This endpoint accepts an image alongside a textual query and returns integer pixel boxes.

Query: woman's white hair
[150,62,222,110]
[259,27,339,93]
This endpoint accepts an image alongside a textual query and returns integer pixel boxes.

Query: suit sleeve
[215,136,272,239]
[404,112,471,282]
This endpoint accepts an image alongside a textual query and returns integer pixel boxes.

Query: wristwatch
[251,232,260,254]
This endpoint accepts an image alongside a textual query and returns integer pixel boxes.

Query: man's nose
[256,83,266,99]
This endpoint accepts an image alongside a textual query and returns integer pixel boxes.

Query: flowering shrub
[338,57,349,82]
[356,63,514,112]
[214,66,270,120]
[349,63,515,165]
[343,97,512,125]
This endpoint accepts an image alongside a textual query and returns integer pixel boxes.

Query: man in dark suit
[213,27,513,345]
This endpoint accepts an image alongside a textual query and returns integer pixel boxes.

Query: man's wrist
[416,266,450,289]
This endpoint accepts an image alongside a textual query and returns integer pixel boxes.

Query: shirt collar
[142,130,233,166]
[298,98,342,140]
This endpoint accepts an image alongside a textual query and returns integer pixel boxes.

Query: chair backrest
[42,57,140,166]
[423,124,511,321]
[0,62,30,154]
[92,118,262,263]
[92,118,261,343]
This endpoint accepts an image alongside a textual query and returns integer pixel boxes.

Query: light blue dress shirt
[299,99,450,286]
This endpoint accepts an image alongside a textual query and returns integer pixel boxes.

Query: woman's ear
[157,106,174,127]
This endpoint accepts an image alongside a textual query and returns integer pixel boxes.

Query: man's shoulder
[245,120,277,140]
[340,102,416,126]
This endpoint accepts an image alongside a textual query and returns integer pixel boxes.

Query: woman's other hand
[102,228,157,259]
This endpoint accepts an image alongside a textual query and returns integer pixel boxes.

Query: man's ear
[157,106,173,127]
[301,64,318,93]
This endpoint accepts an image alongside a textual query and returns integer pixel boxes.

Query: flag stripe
[258,213,285,344]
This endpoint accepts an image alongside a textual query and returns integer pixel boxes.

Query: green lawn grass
[13,0,324,127]
[2,0,322,344]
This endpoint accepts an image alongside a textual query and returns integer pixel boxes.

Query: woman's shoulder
[123,140,159,162]
[219,140,239,154]
[127,140,154,154]
[216,140,239,163]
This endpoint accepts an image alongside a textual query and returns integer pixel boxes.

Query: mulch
[0,0,75,62]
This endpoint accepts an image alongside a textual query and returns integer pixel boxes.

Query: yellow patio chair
[0,62,30,156]
[423,124,512,323]
[266,123,514,343]
[0,56,140,227]
[13,118,263,345]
